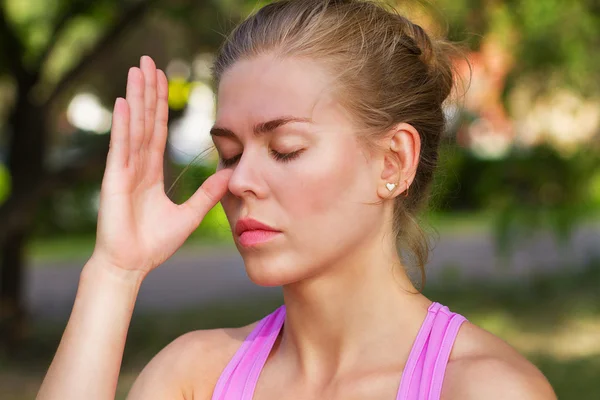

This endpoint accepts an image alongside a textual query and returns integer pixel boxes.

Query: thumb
[180,168,233,226]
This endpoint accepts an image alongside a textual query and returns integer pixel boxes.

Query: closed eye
[219,154,241,168]
[272,149,303,162]
[220,149,303,168]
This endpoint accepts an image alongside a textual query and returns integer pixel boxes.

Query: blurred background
[0,0,599,398]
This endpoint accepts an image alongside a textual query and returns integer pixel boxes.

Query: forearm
[37,258,145,400]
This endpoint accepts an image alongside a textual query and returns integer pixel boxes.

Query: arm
[36,260,143,399]
[36,55,232,400]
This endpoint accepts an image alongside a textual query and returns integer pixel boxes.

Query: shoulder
[442,320,557,400]
[126,322,257,400]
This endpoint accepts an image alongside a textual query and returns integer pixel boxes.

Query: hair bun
[407,23,434,65]
[404,22,454,104]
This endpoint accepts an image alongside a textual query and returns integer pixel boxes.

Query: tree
[427,0,600,94]
[0,0,159,352]
[1,0,598,353]
[0,0,245,351]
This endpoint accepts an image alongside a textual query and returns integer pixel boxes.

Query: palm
[93,56,231,274]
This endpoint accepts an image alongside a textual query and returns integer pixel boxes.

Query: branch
[45,0,157,106]
[0,5,30,86]
[33,0,95,76]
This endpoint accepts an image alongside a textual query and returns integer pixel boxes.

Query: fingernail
[129,67,140,81]
[114,97,124,111]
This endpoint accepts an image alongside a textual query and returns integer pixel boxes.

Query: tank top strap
[396,302,467,400]
[211,305,286,400]
[396,302,440,399]
[426,306,467,399]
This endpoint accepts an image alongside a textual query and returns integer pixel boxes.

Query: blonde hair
[212,0,460,289]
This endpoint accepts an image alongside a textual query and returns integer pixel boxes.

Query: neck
[278,233,432,383]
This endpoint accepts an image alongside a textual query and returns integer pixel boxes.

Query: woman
[37,1,556,399]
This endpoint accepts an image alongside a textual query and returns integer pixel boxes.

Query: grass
[421,210,495,235]
[26,233,237,264]
[25,209,600,264]
[2,259,600,399]
[26,211,494,264]
[26,233,97,263]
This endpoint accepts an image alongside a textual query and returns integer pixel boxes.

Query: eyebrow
[210,116,312,138]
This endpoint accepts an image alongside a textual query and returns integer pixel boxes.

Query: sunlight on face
[214,54,384,286]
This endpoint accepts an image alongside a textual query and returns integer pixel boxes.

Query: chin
[241,250,308,287]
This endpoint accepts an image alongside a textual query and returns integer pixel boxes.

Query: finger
[150,69,169,158]
[140,56,157,150]
[126,67,145,154]
[180,169,233,227]
[106,97,130,170]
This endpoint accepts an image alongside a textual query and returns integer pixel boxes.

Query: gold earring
[404,179,409,197]
[386,182,396,192]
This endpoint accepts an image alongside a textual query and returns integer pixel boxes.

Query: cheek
[279,137,371,220]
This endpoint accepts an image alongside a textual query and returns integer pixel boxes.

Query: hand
[91,56,231,276]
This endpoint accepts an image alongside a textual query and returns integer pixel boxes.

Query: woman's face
[213,54,386,286]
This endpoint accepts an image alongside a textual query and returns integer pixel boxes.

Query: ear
[376,123,421,199]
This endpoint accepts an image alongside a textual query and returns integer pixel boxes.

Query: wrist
[83,255,147,288]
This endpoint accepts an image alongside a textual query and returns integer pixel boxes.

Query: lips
[234,218,280,236]
[235,218,282,248]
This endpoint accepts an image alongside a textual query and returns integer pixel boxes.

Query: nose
[226,148,268,199]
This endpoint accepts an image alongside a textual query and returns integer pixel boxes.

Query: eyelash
[220,149,303,168]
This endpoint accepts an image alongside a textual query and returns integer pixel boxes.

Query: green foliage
[509,0,600,93]
[4,0,61,64]
[0,163,10,205]
[531,354,600,400]
[30,159,232,243]
[429,0,487,48]
[3,0,597,251]
[3,0,117,74]
[431,143,600,257]
[33,180,100,237]
[43,14,107,85]
[434,0,600,94]
[170,161,232,242]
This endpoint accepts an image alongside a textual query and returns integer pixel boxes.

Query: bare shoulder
[126,321,257,400]
[442,320,557,400]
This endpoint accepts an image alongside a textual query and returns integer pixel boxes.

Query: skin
[36,55,557,400]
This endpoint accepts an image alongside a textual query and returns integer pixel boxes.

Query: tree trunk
[0,227,28,353]
[0,92,46,351]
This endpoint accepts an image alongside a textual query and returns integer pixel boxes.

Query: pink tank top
[211,301,467,400]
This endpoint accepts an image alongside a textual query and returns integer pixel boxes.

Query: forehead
[215,54,336,126]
